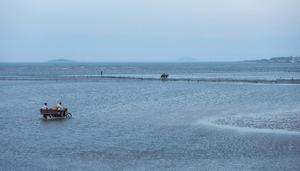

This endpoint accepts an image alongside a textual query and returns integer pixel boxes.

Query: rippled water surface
[1,62,299,80]
[0,63,300,170]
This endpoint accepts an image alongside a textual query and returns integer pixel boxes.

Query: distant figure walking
[161,73,169,80]
[101,71,103,76]
[42,103,48,110]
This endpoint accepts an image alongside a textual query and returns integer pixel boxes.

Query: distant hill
[47,59,76,63]
[177,57,198,62]
[245,56,300,63]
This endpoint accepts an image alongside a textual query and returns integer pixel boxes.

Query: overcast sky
[0,0,299,62]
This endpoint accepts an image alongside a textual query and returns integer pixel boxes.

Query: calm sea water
[0,62,300,170]
[1,62,299,80]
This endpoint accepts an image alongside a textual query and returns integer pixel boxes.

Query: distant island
[44,57,300,63]
[177,57,198,62]
[245,56,300,63]
[47,59,76,63]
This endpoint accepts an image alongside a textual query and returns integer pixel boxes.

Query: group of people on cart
[42,102,64,110]
[41,102,65,115]
[161,73,169,79]
[40,102,72,119]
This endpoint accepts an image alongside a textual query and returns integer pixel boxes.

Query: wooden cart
[40,108,72,120]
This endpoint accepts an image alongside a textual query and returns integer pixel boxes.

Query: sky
[0,0,299,62]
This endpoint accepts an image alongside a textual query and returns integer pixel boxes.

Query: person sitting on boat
[42,102,48,110]
[56,102,64,115]
[56,102,64,111]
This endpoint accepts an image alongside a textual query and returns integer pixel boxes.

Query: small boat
[40,108,72,120]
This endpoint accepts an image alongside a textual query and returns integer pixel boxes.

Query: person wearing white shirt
[56,102,64,111]
[42,103,48,110]
[56,102,64,116]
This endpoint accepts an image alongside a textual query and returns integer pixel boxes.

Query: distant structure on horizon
[245,56,300,64]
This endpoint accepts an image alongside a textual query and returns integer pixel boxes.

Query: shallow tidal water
[1,63,300,170]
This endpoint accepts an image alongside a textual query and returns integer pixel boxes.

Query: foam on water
[196,115,300,136]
